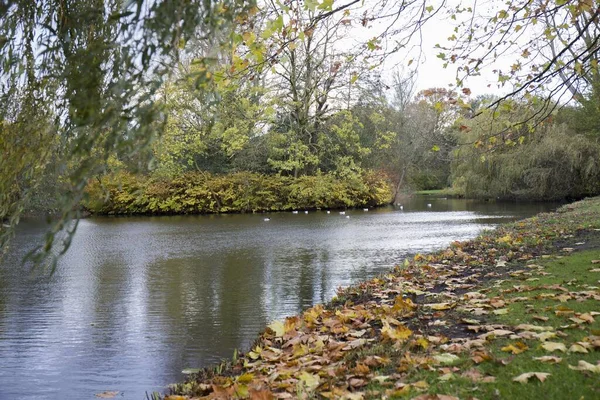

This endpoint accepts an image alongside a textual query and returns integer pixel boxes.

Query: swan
[292,210,298,214]
[326,210,331,214]
[427,203,432,208]
[304,210,309,214]
[345,215,350,219]
[264,218,270,221]
[363,208,368,212]
[339,211,345,215]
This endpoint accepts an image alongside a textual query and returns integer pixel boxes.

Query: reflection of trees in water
[146,248,271,371]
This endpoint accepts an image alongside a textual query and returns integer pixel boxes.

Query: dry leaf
[268,320,285,337]
[501,342,528,354]
[96,392,120,399]
[541,342,567,352]
[298,371,320,391]
[433,353,460,365]
[568,344,589,353]
[533,356,562,364]
[568,360,600,374]
[513,372,551,383]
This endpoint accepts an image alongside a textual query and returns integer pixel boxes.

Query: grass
[409,251,600,399]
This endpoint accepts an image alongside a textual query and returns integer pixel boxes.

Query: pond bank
[166,197,600,399]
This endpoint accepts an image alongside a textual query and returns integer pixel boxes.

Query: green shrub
[83,170,393,215]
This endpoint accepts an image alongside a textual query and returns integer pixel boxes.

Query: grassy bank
[84,171,393,215]
[164,197,600,400]
[413,188,461,198]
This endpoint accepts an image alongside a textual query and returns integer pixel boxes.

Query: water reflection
[0,197,559,399]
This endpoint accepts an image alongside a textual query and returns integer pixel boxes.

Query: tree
[439,0,600,123]
[0,0,257,264]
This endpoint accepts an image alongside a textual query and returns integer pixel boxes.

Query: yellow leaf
[433,353,460,365]
[541,342,567,352]
[415,337,429,349]
[501,342,528,354]
[568,344,589,354]
[268,320,285,337]
[381,319,412,342]
[298,371,320,391]
[237,372,254,383]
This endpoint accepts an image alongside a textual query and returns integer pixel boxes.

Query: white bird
[304,210,309,214]
[292,210,298,214]
[363,208,369,212]
[339,211,346,215]
[427,203,432,208]
[264,218,270,221]
[326,210,331,214]
[400,205,403,210]
[346,215,350,219]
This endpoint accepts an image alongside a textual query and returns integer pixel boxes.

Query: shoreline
[163,197,600,399]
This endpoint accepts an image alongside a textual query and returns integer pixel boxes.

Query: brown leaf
[533,356,562,364]
[348,378,367,388]
[461,369,495,383]
[96,392,120,399]
[471,350,492,364]
[249,388,276,400]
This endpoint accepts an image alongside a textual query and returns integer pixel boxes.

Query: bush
[83,170,393,215]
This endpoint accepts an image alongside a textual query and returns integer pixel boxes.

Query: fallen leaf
[461,368,495,383]
[541,342,567,352]
[298,371,320,391]
[479,329,514,339]
[493,308,509,315]
[438,372,455,381]
[535,331,557,341]
[568,344,589,353]
[96,392,119,399]
[515,324,553,332]
[381,319,412,342]
[268,320,285,337]
[471,351,492,364]
[426,302,454,311]
[568,360,600,374]
[513,372,551,383]
[533,356,562,364]
[433,353,461,365]
[501,342,528,354]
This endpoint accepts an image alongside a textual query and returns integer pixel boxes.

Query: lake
[0,197,559,399]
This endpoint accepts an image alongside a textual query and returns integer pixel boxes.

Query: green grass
[358,250,600,399]
[413,189,453,196]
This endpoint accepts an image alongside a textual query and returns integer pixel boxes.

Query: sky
[339,0,516,97]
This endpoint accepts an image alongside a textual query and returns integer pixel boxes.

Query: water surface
[0,197,558,399]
